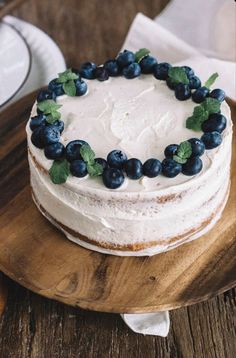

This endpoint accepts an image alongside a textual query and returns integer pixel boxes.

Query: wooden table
[0,0,235,357]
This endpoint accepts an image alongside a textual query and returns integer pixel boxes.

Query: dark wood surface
[0,0,235,357]
[0,91,236,314]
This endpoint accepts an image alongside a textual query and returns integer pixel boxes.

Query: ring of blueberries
[30,49,227,189]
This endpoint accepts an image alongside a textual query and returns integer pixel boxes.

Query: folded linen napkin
[120,0,236,336]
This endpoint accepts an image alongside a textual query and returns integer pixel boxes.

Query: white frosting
[26,74,233,255]
[27,75,232,193]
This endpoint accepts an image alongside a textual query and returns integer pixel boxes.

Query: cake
[26,49,233,256]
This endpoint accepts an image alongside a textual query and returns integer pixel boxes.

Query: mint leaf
[87,162,103,177]
[80,144,103,177]
[204,72,219,89]
[37,100,61,114]
[202,97,221,114]
[134,48,150,63]
[63,80,77,96]
[173,155,188,164]
[49,159,70,184]
[80,144,95,164]
[186,104,209,131]
[177,141,192,159]
[45,110,61,124]
[168,67,189,85]
[173,141,192,164]
[57,69,79,83]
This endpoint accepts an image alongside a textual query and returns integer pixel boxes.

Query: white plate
[0,21,31,107]
[1,16,66,110]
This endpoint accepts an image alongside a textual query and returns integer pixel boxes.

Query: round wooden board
[0,94,236,314]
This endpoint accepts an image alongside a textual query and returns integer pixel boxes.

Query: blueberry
[182,157,203,176]
[162,158,182,178]
[48,79,64,97]
[75,79,87,96]
[42,126,60,145]
[140,56,157,74]
[181,66,194,78]
[143,158,162,178]
[95,158,108,171]
[30,114,46,131]
[189,76,201,90]
[70,160,88,177]
[80,62,97,79]
[192,86,209,103]
[166,77,177,90]
[94,67,109,81]
[104,60,120,76]
[107,150,127,169]
[188,138,205,156]
[102,168,124,189]
[37,89,56,102]
[65,140,88,162]
[31,126,45,148]
[201,131,222,149]
[209,88,226,102]
[175,83,191,100]
[116,50,135,68]
[153,62,172,80]
[50,120,64,133]
[44,142,65,160]
[123,63,141,79]
[124,158,143,179]
[201,113,227,133]
[164,144,179,158]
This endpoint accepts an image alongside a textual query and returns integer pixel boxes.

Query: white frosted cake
[26,50,233,256]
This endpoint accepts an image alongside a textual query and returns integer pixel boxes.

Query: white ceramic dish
[1,16,66,110]
[0,21,31,107]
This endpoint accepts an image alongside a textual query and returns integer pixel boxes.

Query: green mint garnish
[37,100,62,124]
[186,98,221,131]
[57,69,79,83]
[37,99,61,113]
[87,162,103,176]
[173,141,192,164]
[202,97,221,114]
[46,111,61,124]
[168,67,189,85]
[63,80,77,97]
[135,48,150,63]
[56,69,79,97]
[204,72,219,89]
[80,144,103,177]
[49,159,70,184]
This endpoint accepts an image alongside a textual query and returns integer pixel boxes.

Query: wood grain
[0,0,28,18]
[0,93,236,314]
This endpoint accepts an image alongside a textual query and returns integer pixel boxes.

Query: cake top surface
[26,49,232,194]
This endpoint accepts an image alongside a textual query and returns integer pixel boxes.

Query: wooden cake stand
[0,93,235,313]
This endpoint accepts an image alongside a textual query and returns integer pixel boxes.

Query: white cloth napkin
[120,0,236,337]
[122,3,236,99]
[121,312,170,337]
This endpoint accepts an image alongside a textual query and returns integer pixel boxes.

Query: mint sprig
[204,72,219,89]
[80,144,103,177]
[37,100,62,124]
[57,69,79,83]
[173,141,192,164]
[186,98,221,131]
[56,69,79,97]
[168,67,189,85]
[135,48,150,63]
[49,159,70,184]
